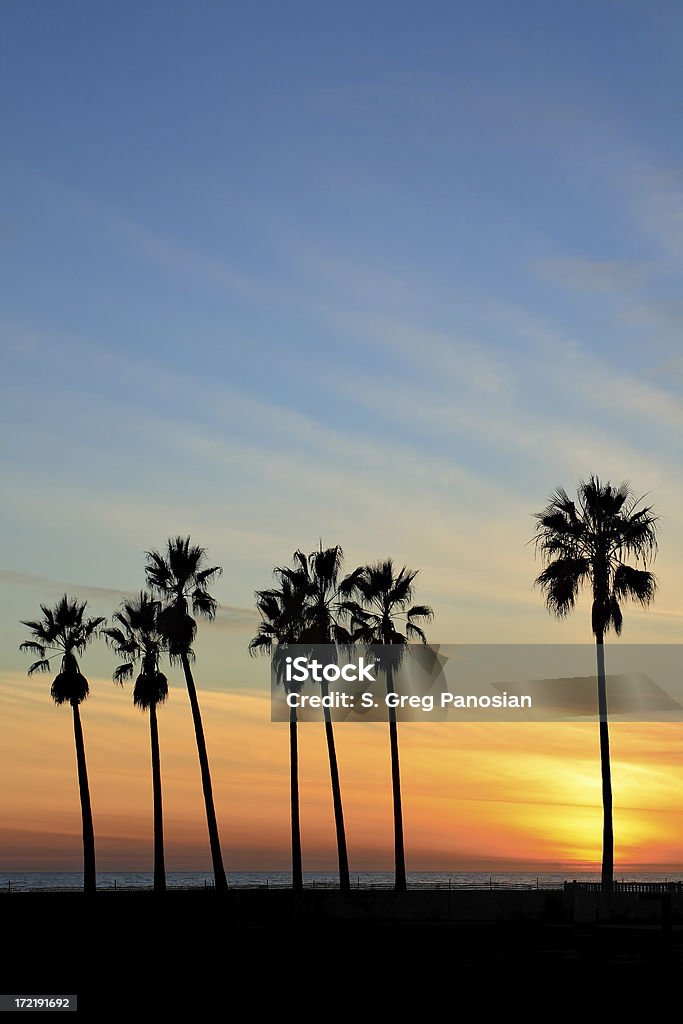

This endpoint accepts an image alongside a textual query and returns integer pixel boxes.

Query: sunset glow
[1,669,680,873]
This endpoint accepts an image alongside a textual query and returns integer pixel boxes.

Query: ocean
[0,870,679,892]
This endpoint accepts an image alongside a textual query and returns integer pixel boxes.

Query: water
[0,870,679,892]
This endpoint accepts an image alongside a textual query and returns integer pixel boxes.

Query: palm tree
[249,577,306,891]
[145,536,227,893]
[343,560,432,892]
[103,592,169,892]
[19,596,104,893]
[274,545,363,892]
[533,477,658,891]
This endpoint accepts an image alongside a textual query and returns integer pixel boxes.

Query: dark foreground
[2,891,682,1018]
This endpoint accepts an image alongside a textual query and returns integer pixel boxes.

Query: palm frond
[102,627,131,650]
[337,565,364,597]
[388,566,417,606]
[27,659,51,675]
[144,550,173,591]
[337,600,371,625]
[405,622,427,643]
[196,566,222,585]
[20,619,57,643]
[191,588,217,620]
[39,605,56,629]
[73,619,106,655]
[612,564,657,606]
[609,596,623,636]
[249,632,274,656]
[309,545,344,590]
[167,535,195,586]
[616,509,659,565]
[19,641,46,657]
[254,591,283,623]
[535,557,590,617]
[407,604,433,622]
[113,662,135,684]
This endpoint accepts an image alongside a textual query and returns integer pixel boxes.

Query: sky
[2,0,683,874]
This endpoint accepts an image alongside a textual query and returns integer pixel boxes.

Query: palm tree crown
[249,576,307,682]
[20,595,105,704]
[274,544,363,644]
[144,536,222,657]
[103,592,169,710]
[344,559,433,649]
[533,476,658,635]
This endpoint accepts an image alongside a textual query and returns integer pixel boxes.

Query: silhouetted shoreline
[3,893,681,1017]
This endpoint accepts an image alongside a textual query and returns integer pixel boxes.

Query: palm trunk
[180,652,228,893]
[290,704,303,892]
[71,700,96,894]
[595,634,614,891]
[149,704,166,893]
[320,679,350,891]
[386,663,407,892]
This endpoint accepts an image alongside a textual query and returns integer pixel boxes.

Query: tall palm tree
[145,536,227,893]
[343,560,432,892]
[19,595,104,893]
[103,592,169,892]
[249,577,306,891]
[533,477,658,891]
[274,545,363,892]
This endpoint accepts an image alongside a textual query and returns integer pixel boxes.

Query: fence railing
[4,878,682,894]
[565,881,683,893]
[3,878,561,893]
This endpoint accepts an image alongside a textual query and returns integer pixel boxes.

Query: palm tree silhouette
[533,477,658,890]
[343,560,432,892]
[103,592,169,892]
[249,577,307,891]
[274,545,363,892]
[19,595,104,893]
[145,536,227,893]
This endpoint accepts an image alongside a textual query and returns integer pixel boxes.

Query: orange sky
[1,669,681,874]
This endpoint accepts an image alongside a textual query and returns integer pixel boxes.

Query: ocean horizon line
[2,868,681,894]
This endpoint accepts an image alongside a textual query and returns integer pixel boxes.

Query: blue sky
[3,0,683,684]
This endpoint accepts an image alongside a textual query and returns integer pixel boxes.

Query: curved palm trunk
[289,705,303,892]
[386,663,407,892]
[180,652,228,892]
[71,700,96,894]
[149,704,166,893]
[320,680,350,891]
[595,635,614,891]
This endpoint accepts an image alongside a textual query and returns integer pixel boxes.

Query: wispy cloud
[538,257,649,296]
[0,568,257,629]
[0,569,134,603]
